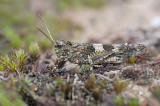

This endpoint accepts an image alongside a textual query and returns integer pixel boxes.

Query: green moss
[18,83,37,106]
[0,50,27,72]
[29,43,39,54]
[0,65,3,71]
[0,55,10,70]
[9,61,17,72]
[56,78,64,85]
[29,43,39,57]
[28,43,40,62]
[85,73,95,91]
[92,87,102,101]
[82,64,90,71]
[113,77,128,94]
[115,95,124,106]
[0,50,8,57]
[128,54,137,64]
[0,81,25,106]
[15,50,26,61]
[129,98,139,106]
[15,50,27,70]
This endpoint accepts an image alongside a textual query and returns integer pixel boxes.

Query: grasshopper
[36,16,147,69]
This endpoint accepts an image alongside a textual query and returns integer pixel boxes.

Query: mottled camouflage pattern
[54,39,147,65]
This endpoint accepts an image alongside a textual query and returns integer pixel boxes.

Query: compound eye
[57,44,63,48]
[55,40,65,48]
[55,43,62,48]
[59,41,64,45]
[67,41,72,46]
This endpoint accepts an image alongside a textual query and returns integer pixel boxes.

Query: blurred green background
[0,0,108,52]
[0,0,159,53]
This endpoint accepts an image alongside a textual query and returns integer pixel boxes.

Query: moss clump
[129,98,139,106]
[0,81,26,106]
[29,43,40,62]
[15,50,27,70]
[128,54,137,64]
[0,50,27,72]
[115,95,124,106]
[113,77,128,94]
[85,73,103,101]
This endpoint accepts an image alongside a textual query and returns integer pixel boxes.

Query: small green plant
[29,43,40,61]
[113,77,128,94]
[129,98,139,106]
[115,95,124,106]
[82,64,89,71]
[0,81,25,106]
[9,61,17,72]
[0,64,3,71]
[85,73,95,91]
[85,73,103,101]
[29,43,39,55]
[56,78,64,85]
[15,50,26,60]
[0,50,27,72]
[15,50,27,70]
[18,83,37,106]
[128,54,136,64]
[0,55,10,71]
[92,87,102,101]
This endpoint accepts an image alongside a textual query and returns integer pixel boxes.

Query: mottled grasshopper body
[54,39,146,65]
[36,16,147,68]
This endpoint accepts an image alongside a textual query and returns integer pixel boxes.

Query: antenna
[36,14,55,43]
[35,27,55,44]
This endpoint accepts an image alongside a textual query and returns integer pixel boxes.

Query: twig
[95,74,115,82]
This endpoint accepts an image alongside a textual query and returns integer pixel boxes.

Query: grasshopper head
[54,39,66,48]
[36,15,71,60]
[54,39,69,59]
